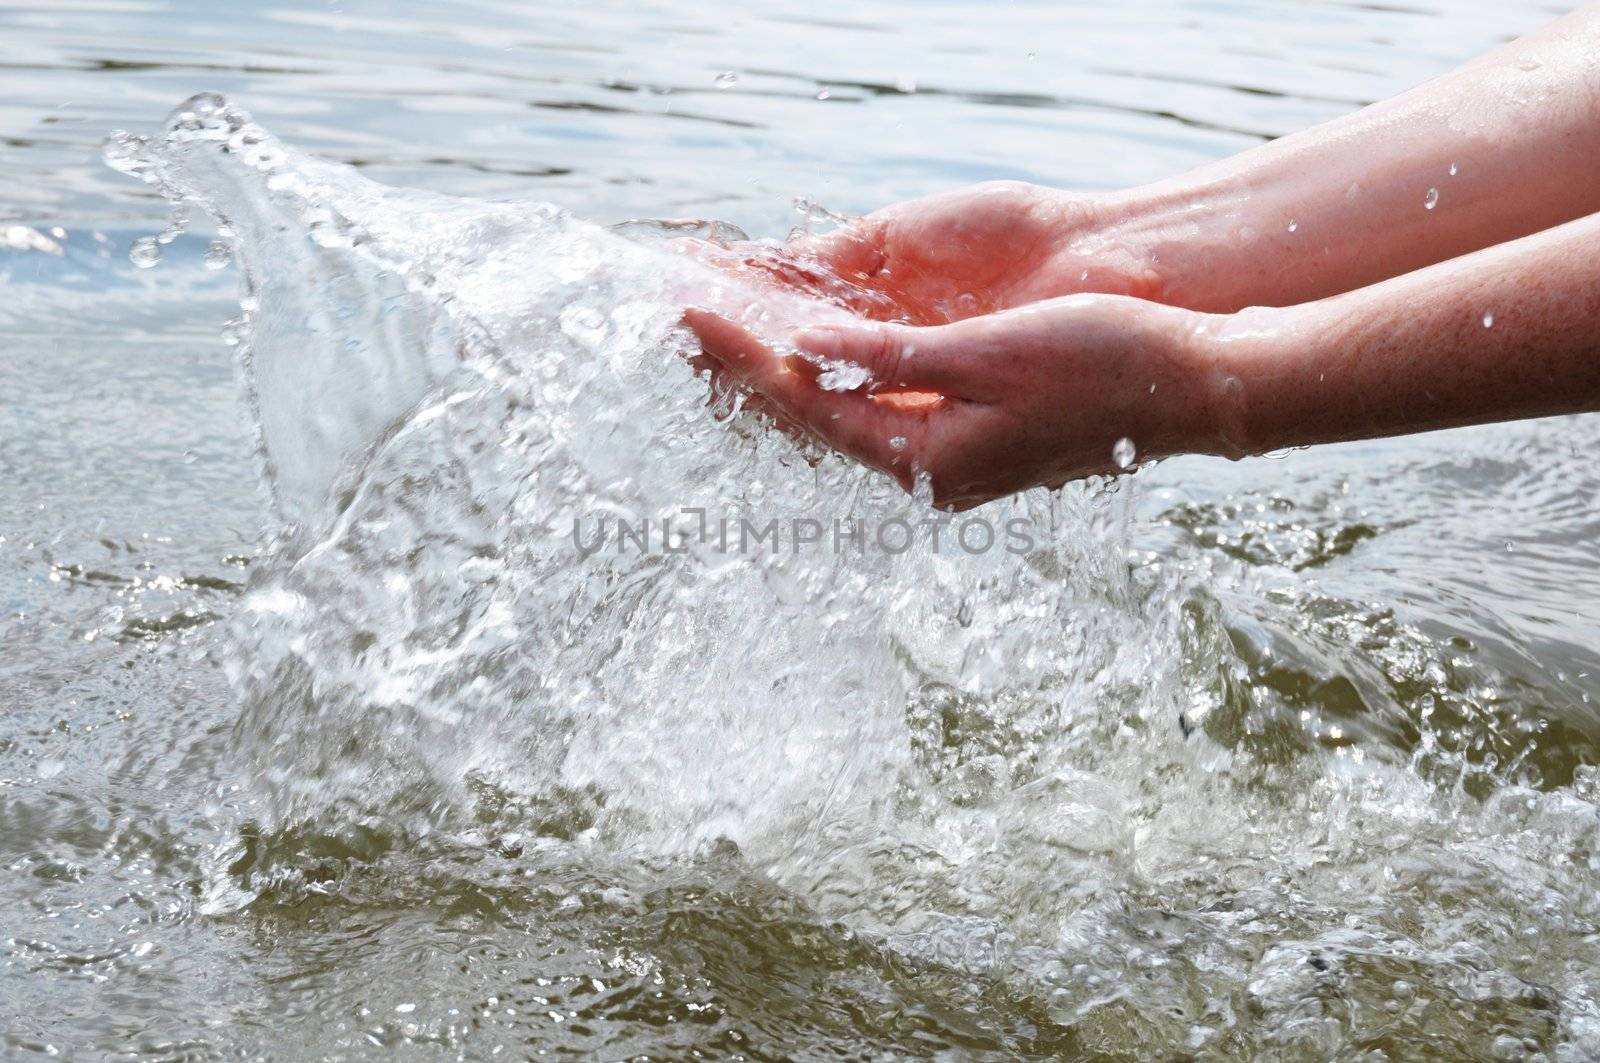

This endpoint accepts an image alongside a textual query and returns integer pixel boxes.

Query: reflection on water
[3,2,1599,1059]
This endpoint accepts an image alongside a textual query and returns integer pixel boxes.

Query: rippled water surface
[5,2,1600,1059]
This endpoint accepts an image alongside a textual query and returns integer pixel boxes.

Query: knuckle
[974,178,1031,198]
[867,326,904,383]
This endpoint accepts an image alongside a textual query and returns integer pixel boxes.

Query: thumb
[792,321,965,395]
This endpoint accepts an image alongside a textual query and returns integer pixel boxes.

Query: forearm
[1103,5,1600,313]
[1202,208,1600,456]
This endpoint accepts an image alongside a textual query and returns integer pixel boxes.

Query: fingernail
[793,325,847,360]
[782,354,822,381]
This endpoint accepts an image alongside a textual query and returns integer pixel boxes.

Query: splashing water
[107,91,1157,887]
[99,94,1600,1057]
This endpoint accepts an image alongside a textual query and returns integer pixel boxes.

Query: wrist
[1181,303,1314,460]
[1096,173,1263,313]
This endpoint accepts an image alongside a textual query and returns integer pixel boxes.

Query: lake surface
[4,1,1599,1059]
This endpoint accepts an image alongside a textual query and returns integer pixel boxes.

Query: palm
[712,182,1157,326]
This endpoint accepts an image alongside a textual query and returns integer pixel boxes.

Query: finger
[792,320,971,397]
[683,307,864,419]
[789,215,890,279]
[683,308,909,474]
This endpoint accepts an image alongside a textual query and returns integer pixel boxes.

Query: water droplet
[1287,219,1298,233]
[793,196,847,226]
[895,75,917,94]
[204,239,233,270]
[1448,163,1458,177]
[1482,311,1494,329]
[129,236,162,268]
[102,130,153,181]
[1026,51,1037,60]
[1112,437,1136,470]
[185,91,227,118]
[714,71,738,89]
[1424,188,1439,210]
[889,436,907,451]
[815,89,831,101]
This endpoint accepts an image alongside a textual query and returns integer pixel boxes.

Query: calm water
[5,1,1600,1059]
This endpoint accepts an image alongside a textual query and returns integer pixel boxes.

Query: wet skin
[686,6,1600,509]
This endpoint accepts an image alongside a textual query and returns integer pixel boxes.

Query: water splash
[106,94,1162,884]
[101,94,1600,1057]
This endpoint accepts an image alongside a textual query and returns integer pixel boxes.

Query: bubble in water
[559,304,609,349]
[889,436,908,451]
[817,361,872,391]
[129,235,162,268]
[714,71,738,89]
[1449,163,1458,176]
[1483,311,1495,329]
[1424,188,1439,210]
[204,239,233,270]
[1287,219,1298,233]
[1112,437,1136,470]
[955,293,979,315]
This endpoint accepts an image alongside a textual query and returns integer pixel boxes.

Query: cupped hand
[691,181,1165,327]
[683,294,1230,510]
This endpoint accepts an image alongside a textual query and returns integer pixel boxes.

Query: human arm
[1112,3,1600,312]
[1209,206,1600,457]
[733,6,1600,321]
[686,207,1600,509]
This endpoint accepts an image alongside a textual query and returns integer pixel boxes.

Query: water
[5,2,1600,1059]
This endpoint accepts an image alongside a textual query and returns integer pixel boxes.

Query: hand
[694,181,1165,327]
[684,294,1227,510]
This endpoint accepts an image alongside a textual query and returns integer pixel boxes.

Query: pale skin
[684,6,1600,510]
